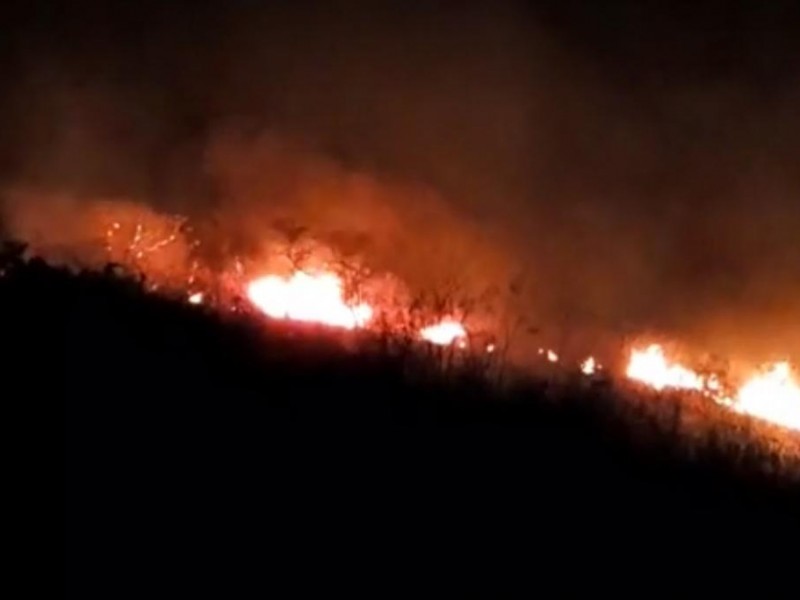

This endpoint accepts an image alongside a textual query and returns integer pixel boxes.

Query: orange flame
[626,344,800,432]
[626,344,707,392]
[246,271,372,329]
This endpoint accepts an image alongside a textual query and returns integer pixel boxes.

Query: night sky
[2,0,800,361]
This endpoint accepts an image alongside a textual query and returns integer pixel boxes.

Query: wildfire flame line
[241,265,800,434]
[625,344,800,432]
[98,216,800,434]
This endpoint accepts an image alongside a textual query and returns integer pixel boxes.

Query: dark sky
[2,0,800,360]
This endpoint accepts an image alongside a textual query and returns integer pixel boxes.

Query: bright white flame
[733,362,800,431]
[626,344,705,392]
[547,350,559,363]
[420,320,467,346]
[188,292,203,305]
[246,271,372,329]
[486,343,496,354]
[581,356,598,376]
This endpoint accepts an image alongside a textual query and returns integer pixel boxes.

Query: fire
[626,344,705,392]
[626,344,800,432]
[420,319,467,346]
[246,271,372,329]
[537,348,559,363]
[581,356,598,376]
[15,193,800,441]
[242,260,470,344]
[188,292,204,305]
[29,197,800,436]
[733,363,800,431]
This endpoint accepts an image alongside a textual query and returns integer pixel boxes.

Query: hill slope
[1,256,797,594]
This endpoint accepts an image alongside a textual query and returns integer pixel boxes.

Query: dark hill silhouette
[1,246,797,595]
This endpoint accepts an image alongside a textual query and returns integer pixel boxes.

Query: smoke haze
[2,0,799,362]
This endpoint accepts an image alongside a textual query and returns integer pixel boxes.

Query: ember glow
[246,271,372,329]
[104,215,186,267]
[420,319,467,346]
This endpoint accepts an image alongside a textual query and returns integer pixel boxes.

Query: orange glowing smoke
[420,319,467,346]
[734,363,800,431]
[246,271,372,329]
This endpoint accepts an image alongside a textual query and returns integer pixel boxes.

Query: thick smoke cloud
[2,0,799,363]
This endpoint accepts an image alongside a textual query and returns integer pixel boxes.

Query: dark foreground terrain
[1,249,797,595]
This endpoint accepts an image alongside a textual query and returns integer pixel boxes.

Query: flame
[733,363,800,431]
[626,344,705,392]
[537,348,559,362]
[626,345,800,432]
[246,271,372,329]
[188,292,204,305]
[581,356,598,375]
[31,200,800,436]
[420,319,467,346]
[246,270,469,343]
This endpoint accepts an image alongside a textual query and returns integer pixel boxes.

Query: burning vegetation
[2,187,799,441]
[626,344,800,432]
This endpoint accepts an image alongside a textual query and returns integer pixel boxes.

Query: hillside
[1,253,797,594]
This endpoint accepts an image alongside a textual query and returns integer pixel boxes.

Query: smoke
[2,188,195,283]
[202,130,512,292]
[2,0,800,363]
